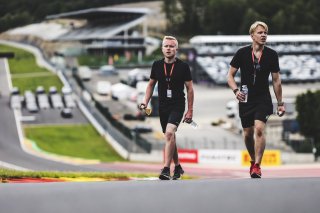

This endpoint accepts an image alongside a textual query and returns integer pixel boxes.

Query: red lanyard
[251,49,263,63]
[164,63,175,77]
[164,63,175,89]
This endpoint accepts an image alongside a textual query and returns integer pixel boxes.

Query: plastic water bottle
[189,120,198,129]
[241,85,248,103]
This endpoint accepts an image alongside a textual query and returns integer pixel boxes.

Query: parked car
[96,81,111,95]
[78,66,92,81]
[24,90,38,112]
[10,95,22,109]
[99,65,117,76]
[63,95,76,108]
[37,94,50,109]
[61,86,72,95]
[50,93,64,109]
[61,108,73,118]
[26,101,39,113]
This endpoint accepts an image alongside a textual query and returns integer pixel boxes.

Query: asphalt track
[1,178,320,213]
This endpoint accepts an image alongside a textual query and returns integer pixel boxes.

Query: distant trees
[296,90,320,157]
[163,0,320,36]
[1,0,320,35]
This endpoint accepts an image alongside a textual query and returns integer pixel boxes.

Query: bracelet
[277,102,284,106]
[233,88,239,95]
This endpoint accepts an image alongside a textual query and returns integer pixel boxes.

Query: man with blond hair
[140,36,194,180]
[227,21,285,178]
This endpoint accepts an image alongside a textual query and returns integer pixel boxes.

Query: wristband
[277,102,284,106]
[233,88,239,95]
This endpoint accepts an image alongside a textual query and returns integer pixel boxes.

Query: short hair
[162,36,178,48]
[249,21,268,34]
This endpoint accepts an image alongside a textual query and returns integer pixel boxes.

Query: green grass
[0,168,155,180]
[12,74,63,93]
[0,44,48,74]
[0,44,62,93]
[24,124,125,162]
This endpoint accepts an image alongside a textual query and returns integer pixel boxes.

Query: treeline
[163,0,320,36]
[0,0,157,32]
[1,0,319,35]
[296,90,320,157]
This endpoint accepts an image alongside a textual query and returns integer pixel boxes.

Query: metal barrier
[62,70,151,153]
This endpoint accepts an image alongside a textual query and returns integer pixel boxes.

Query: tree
[296,90,320,157]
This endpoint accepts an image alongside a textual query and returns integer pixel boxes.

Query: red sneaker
[250,163,262,178]
[249,161,255,174]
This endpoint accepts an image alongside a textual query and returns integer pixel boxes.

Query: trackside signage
[242,150,282,166]
[177,149,198,163]
[198,149,242,165]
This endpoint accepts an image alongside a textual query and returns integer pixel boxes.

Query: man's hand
[277,105,285,117]
[138,103,146,110]
[183,110,193,123]
[235,91,246,102]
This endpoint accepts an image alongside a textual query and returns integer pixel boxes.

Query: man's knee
[243,127,254,140]
[165,124,177,142]
[165,131,174,141]
[254,122,266,138]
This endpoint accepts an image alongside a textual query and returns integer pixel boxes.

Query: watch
[277,102,284,106]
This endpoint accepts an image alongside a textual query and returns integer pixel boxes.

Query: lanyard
[251,49,263,64]
[164,62,175,89]
[251,49,263,85]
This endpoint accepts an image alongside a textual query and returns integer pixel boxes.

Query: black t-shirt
[150,58,192,105]
[230,45,280,102]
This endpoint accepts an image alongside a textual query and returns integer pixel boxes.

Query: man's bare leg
[243,126,255,162]
[164,124,178,168]
[254,120,266,164]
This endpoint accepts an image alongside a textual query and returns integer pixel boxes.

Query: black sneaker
[172,164,184,180]
[159,167,171,180]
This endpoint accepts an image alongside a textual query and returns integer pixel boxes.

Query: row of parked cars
[10,86,76,113]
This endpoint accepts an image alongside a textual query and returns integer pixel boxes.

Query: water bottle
[183,119,198,129]
[190,120,198,129]
[241,85,248,103]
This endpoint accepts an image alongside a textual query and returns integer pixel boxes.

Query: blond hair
[249,21,268,34]
[162,36,178,48]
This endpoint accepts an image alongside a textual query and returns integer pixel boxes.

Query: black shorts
[159,104,185,133]
[239,101,273,128]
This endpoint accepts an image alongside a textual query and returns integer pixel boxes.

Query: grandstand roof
[46,7,150,20]
[46,7,151,41]
[190,35,320,44]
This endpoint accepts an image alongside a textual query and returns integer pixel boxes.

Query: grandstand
[189,35,320,84]
[46,7,159,57]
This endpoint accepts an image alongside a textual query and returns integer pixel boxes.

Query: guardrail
[64,70,152,153]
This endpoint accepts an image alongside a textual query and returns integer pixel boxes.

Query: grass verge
[0,168,155,180]
[24,124,125,162]
[0,44,62,93]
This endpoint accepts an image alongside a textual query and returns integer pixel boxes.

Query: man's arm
[227,66,239,91]
[141,79,157,107]
[271,72,285,116]
[227,66,245,101]
[184,80,194,121]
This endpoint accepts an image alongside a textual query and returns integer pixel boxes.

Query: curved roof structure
[46,7,151,41]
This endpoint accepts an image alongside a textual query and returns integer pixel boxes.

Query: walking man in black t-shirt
[140,36,194,180]
[227,21,286,178]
